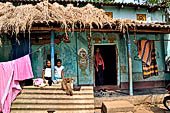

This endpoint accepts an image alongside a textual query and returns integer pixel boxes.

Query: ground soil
[95,104,170,113]
[132,104,169,113]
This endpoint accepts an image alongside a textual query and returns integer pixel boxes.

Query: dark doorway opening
[94,45,117,86]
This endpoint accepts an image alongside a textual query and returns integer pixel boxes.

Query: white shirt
[44,68,51,77]
[55,66,64,78]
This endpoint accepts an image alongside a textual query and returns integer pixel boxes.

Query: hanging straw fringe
[0,1,142,36]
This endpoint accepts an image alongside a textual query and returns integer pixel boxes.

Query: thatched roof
[0,1,169,36]
[0,1,116,35]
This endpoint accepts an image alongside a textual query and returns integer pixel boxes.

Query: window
[136,14,146,21]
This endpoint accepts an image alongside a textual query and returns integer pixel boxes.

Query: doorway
[94,45,118,86]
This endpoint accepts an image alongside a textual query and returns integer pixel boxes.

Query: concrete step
[11,85,94,113]
[13,99,94,104]
[21,89,93,94]
[11,104,94,109]
[16,94,94,99]
[102,101,134,113]
[23,85,93,90]
[11,110,94,113]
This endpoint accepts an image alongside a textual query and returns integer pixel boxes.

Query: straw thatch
[0,1,164,36]
[0,1,117,35]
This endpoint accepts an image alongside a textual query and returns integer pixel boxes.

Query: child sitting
[55,59,64,83]
[42,60,53,86]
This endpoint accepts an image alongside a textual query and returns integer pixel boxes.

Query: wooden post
[51,30,55,80]
[126,32,133,96]
[76,32,79,85]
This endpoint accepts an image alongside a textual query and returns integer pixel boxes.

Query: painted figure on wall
[78,48,88,76]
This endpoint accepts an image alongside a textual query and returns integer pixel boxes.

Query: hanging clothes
[11,38,30,60]
[137,40,158,79]
[0,55,33,113]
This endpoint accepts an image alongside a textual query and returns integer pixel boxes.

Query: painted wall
[102,6,165,22]
[31,32,93,85]
[91,32,167,84]
[129,34,166,82]
[0,36,12,62]
[0,32,168,86]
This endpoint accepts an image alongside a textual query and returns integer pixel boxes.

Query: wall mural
[78,48,88,76]
[58,43,77,77]
[92,32,118,44]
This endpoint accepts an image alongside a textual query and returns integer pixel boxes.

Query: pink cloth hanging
[13,54,33,81]
[95,54,104,70]
[0,55,33,113]
[0,61,14,113]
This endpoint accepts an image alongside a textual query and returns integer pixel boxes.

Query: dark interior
[94,45,117,86]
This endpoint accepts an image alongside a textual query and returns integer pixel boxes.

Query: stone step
[15,97,94,100]
[21,89,93,94]
[102,101,134,113]
[16,94,94,99]
[13,99,94,104]
[12,102,94,105]
[23,85,93,90]
[11,110,94,113]
[11,104,94,109]
[11,85,94,113]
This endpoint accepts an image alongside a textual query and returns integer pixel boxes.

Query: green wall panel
[0,36,12,62]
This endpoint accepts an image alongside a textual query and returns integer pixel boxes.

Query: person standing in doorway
[94,48,105,86]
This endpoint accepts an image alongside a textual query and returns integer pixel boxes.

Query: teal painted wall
[31,45,44,78]
[31,32,93,85]
[0,36,12,62]
[0,32,168,85]
[129,34,166,82]
[90,33,167,83]
[163,34,170,81]
[102,6,165,22]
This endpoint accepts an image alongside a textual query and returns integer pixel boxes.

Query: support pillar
[126,32,133,96]
[51,30,55,80]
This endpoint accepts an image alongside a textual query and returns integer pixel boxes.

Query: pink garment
[13,54,33,81]
[0,55,33,113]
[0,61,14,113]
[33,78,43,86]
[95,54,104,70]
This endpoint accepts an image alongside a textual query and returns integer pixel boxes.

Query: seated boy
[42,60,53,86]
[54,59,64,83]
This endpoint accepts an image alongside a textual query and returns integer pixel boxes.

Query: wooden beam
[129,29,170,34]
[30,27,170,34]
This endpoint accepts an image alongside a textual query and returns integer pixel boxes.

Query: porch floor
[94,87,167,97]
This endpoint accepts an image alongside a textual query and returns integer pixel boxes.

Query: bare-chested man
[94,48,105,86]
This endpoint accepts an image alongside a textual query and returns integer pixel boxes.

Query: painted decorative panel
[54,32,78,83]
[136,14,146,21]
[105,12,113,18]
[77,32,93,85]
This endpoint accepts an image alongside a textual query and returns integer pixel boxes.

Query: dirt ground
[95,103,170,113]
[132,104,169,113]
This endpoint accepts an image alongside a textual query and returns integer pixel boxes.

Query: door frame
[92,43,120,88]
